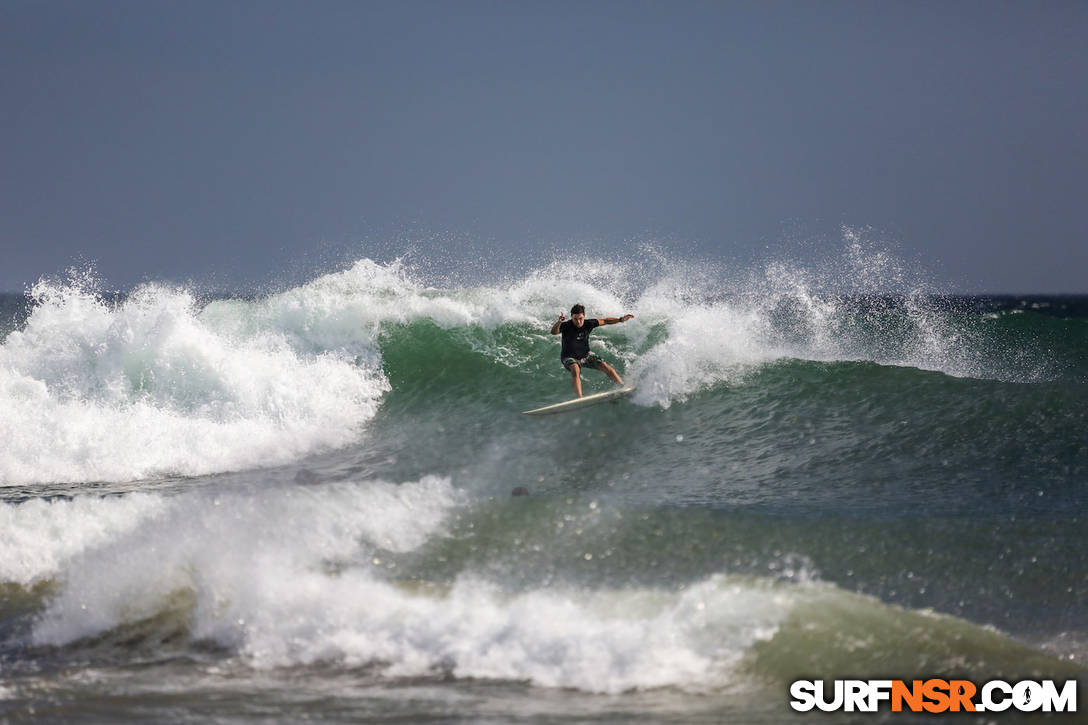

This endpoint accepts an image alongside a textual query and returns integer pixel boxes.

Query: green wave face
[369,316,1087,516]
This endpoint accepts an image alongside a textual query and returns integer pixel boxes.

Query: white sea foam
[228,573,794,693]
[16,469,1016,693]
[30,476,464,645]
[623,235,1004,404]
[0,279,388,485]
[202,258,542,351]
[0,493,167,586]
[25,474,800,693]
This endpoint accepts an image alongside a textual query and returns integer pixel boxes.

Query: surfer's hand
[558,313,565,321]
[621,314,634,322]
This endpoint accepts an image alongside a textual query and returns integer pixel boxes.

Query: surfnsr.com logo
[790,679,1077,713]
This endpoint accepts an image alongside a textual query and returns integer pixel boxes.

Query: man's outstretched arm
[598,314,635,325]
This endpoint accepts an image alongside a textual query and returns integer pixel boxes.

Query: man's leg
[569,363,583,397]
[596,361,624,386]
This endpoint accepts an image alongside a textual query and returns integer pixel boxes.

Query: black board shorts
[563,353,604,371]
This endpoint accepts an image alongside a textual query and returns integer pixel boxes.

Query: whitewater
[1,247,1085,723]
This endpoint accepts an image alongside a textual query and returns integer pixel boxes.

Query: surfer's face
[571,313,586,327]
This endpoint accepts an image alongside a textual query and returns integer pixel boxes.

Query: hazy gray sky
[2,0,1086,292]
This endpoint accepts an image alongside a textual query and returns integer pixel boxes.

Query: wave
[0,278,388,485]
[0,492,166,586]
[1,248,1082,485]
[16,476,463,640]
[28,574,1077,692]
[3,480,1076,693]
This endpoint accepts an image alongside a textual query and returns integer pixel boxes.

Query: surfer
[550,304,634,398]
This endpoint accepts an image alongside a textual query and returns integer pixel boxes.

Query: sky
[2,0,1086,293]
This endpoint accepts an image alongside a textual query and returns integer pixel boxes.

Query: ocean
[1,252,1085,723]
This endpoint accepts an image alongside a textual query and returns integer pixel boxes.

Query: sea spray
[4,242,1067,487]
[0,278,388,485]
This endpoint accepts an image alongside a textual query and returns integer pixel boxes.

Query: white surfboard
[522,387,634,416]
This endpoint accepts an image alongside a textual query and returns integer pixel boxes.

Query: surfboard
[522,387,634,416]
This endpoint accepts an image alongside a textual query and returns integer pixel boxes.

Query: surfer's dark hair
[571,304,585,315]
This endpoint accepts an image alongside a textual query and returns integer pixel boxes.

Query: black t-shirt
[559,318,600,360]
